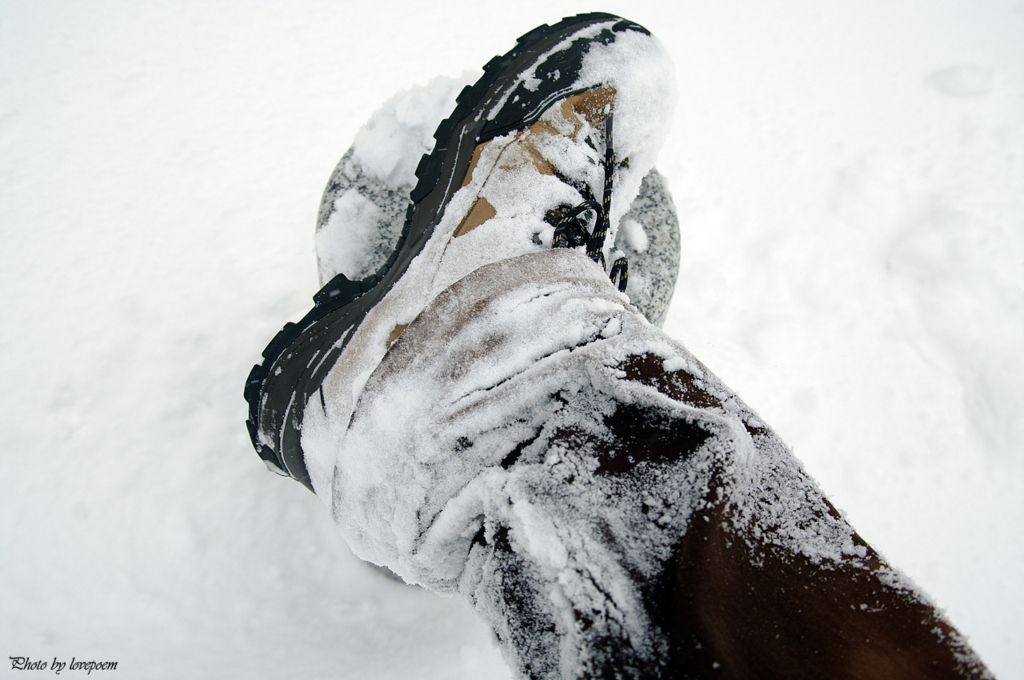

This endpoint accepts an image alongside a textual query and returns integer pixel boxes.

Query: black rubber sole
[244,13,649,492]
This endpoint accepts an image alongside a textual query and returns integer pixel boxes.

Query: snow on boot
[314,77,680,327]
[245,12,676,494]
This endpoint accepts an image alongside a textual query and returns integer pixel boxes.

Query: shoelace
[550,113,628,293]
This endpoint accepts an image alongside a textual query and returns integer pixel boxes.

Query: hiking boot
[315,76,681,327]
[245,12,677,495]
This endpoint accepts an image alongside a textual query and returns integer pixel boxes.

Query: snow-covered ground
[1,1,1020,678]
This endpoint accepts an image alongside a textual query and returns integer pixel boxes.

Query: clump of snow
[314,189,382,280]
[620,218,649,253]
[575,29,677,235]
[353,74,477,189]
[661,355,688,372]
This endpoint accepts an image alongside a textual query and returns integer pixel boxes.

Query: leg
[311,251,988,679]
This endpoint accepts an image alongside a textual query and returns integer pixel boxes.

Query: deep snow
[1,1,1021,679]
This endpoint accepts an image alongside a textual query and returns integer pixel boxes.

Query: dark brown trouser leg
[616,352,990,679]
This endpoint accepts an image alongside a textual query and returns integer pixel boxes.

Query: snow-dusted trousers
[325,249,989,680]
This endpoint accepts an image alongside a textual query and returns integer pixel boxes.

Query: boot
[245,12,676,495]
[313,76,681,327]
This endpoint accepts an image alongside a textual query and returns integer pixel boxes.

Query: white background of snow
[0,1,1020,678]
